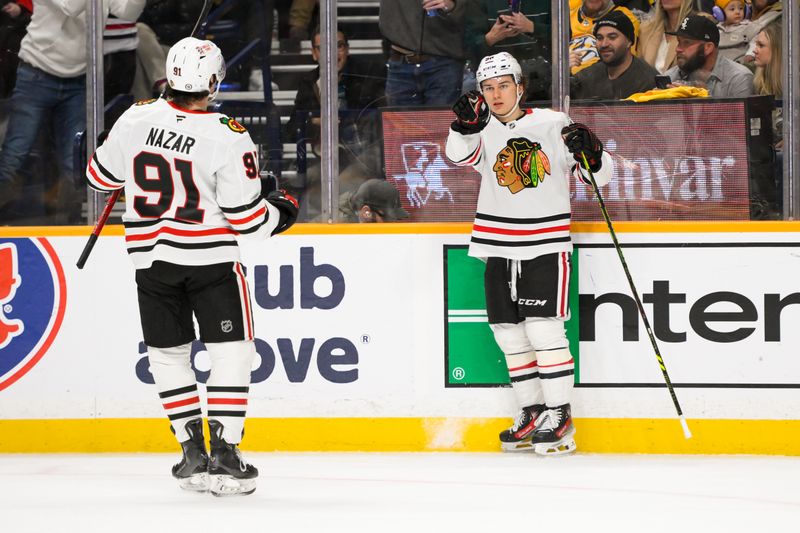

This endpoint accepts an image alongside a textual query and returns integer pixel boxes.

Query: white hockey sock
[525,318,574,408]
[206,340,257,444]
[491,323,544,408]
[148,343,201,443]
[506,350,545,407]
[535,347,575,407]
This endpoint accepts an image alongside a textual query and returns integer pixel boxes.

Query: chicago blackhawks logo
[220,117,247,134]
[493,138,551,194]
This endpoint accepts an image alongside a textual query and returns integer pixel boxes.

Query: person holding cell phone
[463,0,552,100]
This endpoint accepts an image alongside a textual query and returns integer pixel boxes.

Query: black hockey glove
[266,189,299,235]
[451,90,490,135]
[561,123,603,172]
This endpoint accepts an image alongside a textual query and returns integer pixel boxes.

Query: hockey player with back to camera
[445,52,612,455]
[85,37,299,495]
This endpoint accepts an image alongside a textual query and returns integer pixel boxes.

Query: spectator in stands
[0,1,32,99]
[338,179,410,223]
[664,14,753,97]
[463,0,551,100]
[715,0,756,63]
[614,0,652,19]
[639,0,699,73]
[281,0,317,53]
[104,15,139,104]
[573,9,658,100]
[750,0,782,25]
[742,0,781,63]
[753,22,782,148]
[286,26,386,222]
[379,0,466,107]
[286,26,385,142]
[569,0,630,75]
[132,22,168,100]
[0,0,145,221]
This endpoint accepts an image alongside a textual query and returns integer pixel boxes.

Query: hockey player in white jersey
[445,52,612,455]
[86,37,299,495]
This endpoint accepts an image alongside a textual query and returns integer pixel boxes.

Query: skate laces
[510,409,529,432]
[233,446,248,472]
[536,409,561,432]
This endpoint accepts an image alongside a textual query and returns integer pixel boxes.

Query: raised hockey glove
[266,189,299,235]
[561,123,603,172]
[451,90,490,135]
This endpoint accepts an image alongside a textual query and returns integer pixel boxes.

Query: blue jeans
[0,63,86,185]
[385,56,463,107]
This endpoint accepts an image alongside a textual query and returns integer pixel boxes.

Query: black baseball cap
[666,15,720,46]
[350,179,410,221]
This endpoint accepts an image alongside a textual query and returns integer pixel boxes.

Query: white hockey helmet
[476,52,523,85]
[166,37,226,99]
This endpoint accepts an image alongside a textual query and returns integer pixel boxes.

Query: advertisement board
[444,240,800,390]
[1,228,799,453]
[382,101,756,223]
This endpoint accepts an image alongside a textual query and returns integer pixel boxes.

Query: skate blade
[210,475,257,497]
[177,472,209,492]
[500,439,535,452]
[533,426,577,456]
[534,438,577,456]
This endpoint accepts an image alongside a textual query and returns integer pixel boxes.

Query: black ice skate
[208,420,258,497]
[531,404,577,456]
[172,418,209,492]
[499,404,546,452]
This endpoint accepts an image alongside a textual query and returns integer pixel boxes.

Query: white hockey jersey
[86,98,280,269]
[445,108,612,261]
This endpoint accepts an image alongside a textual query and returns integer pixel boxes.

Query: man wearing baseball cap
[340,179,410,223]
[572,9,659,100]
[664,14,753,98]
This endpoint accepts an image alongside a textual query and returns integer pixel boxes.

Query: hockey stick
[76,0,214,269]
[190,0,214,38]
[76,188,121,269]
[578,150,692,440]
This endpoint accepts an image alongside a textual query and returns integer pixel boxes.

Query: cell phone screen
[655,75,671,90]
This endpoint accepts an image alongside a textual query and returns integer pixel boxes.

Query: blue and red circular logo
[0,238,66,392]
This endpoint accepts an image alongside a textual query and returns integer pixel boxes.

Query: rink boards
[1,222,799,455]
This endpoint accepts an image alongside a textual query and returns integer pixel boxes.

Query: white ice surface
[1,452,798,533]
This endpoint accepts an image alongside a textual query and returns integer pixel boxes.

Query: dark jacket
[0,2,33,98]
[379,0,465,58]
[463,0,551,66]
[140,0,206,46]
[572,56,659,101]
[286,58,386,143]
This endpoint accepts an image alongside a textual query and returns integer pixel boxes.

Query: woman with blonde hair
[638,0,697,72]
[753,22,782,147]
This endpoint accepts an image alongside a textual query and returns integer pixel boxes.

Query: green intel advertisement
[444,245,581,387]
